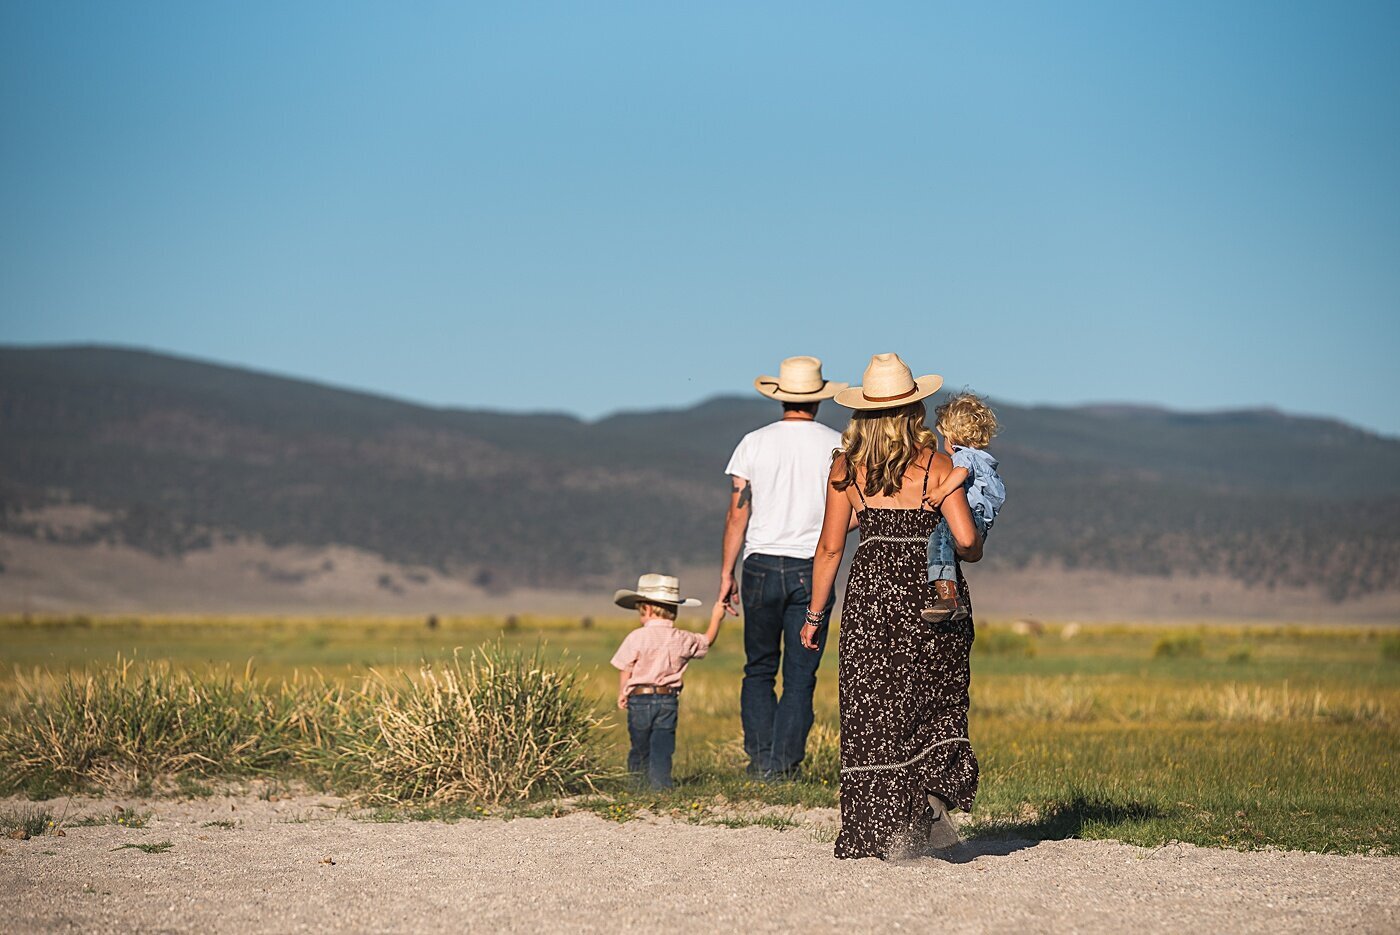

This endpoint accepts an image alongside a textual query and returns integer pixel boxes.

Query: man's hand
[718,573,740,616]
[617,691,628,710]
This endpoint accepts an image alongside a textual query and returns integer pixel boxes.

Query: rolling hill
[1,345,1398,614]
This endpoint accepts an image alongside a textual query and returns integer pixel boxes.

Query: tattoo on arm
[736,481,752,510]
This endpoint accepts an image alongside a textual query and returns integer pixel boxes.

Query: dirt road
[2,795,1395,933]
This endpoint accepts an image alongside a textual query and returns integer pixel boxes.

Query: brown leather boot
[921,579,961,623]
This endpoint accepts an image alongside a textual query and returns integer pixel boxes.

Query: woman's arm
[800,459,853,650]
[939,487,984,562]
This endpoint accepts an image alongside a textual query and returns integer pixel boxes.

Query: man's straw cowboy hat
[753,356,848,403]
[614,573,703,609]
[834,353,943,411]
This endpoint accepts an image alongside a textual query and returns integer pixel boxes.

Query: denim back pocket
[741,569,766,609]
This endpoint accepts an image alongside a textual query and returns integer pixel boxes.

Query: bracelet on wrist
[804,608,826,625]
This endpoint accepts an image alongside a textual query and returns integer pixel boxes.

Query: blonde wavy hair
[832,402,938,498]
[935,393,998,448]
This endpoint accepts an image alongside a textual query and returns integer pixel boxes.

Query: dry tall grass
[0,646,608,803]
[350,649,607,803]
[971,676,1390,724]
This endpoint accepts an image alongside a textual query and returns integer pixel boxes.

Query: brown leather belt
[629,685,681,696]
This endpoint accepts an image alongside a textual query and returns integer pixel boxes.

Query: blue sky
[3,1,1398,434]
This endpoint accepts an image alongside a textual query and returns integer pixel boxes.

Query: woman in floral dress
[801,353,984,859]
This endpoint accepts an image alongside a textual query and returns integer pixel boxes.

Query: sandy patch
[1,794,1395,933]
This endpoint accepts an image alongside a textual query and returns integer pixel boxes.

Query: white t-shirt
[724,419,843,560]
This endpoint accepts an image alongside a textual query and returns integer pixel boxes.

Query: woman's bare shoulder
[829,452,848,481]
[927,448,954,483]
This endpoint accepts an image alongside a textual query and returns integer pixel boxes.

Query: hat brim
[614,590,703,609]
[753,376,848,402]
[834,375,943,411]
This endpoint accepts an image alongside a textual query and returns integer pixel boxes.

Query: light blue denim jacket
[951,446,1005,527]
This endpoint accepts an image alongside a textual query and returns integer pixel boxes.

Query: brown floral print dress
[835,462,979,859]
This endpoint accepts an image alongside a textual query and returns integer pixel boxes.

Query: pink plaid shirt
[610,617,710,692]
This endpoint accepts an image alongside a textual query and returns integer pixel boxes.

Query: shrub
[1226,646,1253,665]
[0,659,286,787]
[347,645,607,804]
[1153,635,1204,659]
[975,628,1035,657]
[1383,635,1400,663]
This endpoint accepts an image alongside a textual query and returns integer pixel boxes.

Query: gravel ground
[2,794,1396,933]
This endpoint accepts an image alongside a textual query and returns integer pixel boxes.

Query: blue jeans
[740,554,832,776]
[927,513,989,583]
[626,694,679,789]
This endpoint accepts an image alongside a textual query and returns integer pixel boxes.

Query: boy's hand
[617,691,628,710]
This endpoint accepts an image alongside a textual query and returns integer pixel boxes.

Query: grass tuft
[348,646,608,804]
[0,805,57,840]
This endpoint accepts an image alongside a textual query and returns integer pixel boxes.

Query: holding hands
[717,573,740,616]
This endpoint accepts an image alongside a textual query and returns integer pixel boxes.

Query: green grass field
[2,614,1397,854]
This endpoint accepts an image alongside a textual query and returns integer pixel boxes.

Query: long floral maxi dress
[834,501,979,859]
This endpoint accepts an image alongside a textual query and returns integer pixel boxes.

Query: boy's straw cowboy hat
[614,573,703,609]
[754,356,848,402]
[834,353,943,411]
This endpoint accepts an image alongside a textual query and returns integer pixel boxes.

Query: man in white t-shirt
[719,356,847,779]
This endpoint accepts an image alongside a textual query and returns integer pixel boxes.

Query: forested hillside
[2,346,1397,601]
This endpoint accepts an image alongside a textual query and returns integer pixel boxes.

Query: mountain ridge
[1,344,1397,605]
[9,342,1396,440]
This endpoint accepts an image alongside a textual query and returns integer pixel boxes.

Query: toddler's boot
[921,580,963,623]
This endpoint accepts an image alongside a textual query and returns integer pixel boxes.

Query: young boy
[610,573,724,789]
[921,393,1006,623]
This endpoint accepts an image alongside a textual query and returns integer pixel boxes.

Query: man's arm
[718,476,752,614]
[924,466,969,509]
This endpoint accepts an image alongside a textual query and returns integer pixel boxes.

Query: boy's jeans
[740,553,833,777]
[927,513,989,583]
[626,694,679,789]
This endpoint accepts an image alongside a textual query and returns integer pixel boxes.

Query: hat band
[862,385,917,403]
[762,379,825,394]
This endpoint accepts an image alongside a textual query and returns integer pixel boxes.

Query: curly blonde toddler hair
[935,393,999,448]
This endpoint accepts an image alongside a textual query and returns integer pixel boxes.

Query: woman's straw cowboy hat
[754,356,848,402]
[614,573,703,609]
[834,353,943,411]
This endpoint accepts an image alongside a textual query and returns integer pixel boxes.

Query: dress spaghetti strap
[920,449,933,509]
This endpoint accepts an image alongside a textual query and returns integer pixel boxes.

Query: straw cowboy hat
[834,353,943,411]
[753,356,848,402]
[613,573,703,609]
